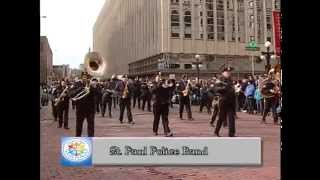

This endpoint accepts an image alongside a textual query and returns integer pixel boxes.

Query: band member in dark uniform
[261,69,280,125]
[199,83,212,114]
[176,75,193,120]
[208,83,219,126]
[51,84,58,121]
[132,77,141,109]
[115,75,135,124]
[213,68,236,137]
[54,80,70,129]
[110,74,119,109]
[101,80,113,118]
[140,80,152,112]
[71,78,99,137]
[151,75,175,137]
[95,81,102,113]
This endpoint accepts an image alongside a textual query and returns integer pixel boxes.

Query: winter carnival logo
[61,137,92,166]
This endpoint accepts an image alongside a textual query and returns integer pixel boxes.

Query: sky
[40,0,107,69]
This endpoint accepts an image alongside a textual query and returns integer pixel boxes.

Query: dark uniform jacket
[213,77,236,106]
[115,80,133,99]
[133,80,141,96]
[151,80,175,105]
[53,85,70,107]
[102,87,113,101]
[140,82,151,98]
[71,85,99,113]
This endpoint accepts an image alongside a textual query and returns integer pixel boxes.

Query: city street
[40,104,280,180]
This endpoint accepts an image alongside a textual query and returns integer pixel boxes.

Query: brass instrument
[84,51,108,77]
[260,75,276,98]
[71,86,90,102]
[122,81,129,98]
[71,51,108,102]
[54,86,70,106]
[182,80,191,97]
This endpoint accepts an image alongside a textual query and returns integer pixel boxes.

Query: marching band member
[177,75,193,120]
[213,67,236,137]
[101,80,113,118]
[95,81,103,114]
[110,74,119,109]
[71,78,99,137]
[199,82,211,114]
[53,80,70,129]
[132,77,141,109]
[115,75,135,124]
[261,69,280,125]
[140,80,152,112]
[151,75,175,137]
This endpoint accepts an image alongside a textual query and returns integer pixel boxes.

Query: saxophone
[122,81,129,98]
[182,80,191,97]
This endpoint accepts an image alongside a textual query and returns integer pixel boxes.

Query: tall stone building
[93,0,281,79]
[40,36,53,84]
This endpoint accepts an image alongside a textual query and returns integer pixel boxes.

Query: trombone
[71,86,90,102]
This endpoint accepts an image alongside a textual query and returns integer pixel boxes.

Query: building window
[184,64,192,69]
[185,34,192,38]
[217,0,225,41]
[200,11,203,16]
[267,37,271,42]
[267,24,272,31]
[200,34,204,38]
[171,10,180,38]
[206,0,214,40]
[172,33,180,38]
[184,10,192,38]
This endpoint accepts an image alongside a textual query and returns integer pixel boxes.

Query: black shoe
[210,122,215,127]
[64,127,70,130]
[58,126,62,128]
[165,132,173,137]
[128,121,135,125]
[180,117,184,120]
[214,132,220,137]
[109,115,112,118]
[102,114,105,117]
[120,120,123,124]
[153,132,158,136]
[229,135,236,137]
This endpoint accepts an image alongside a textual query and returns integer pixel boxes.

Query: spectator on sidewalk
[244,81,255,114]
[254,87,263,115]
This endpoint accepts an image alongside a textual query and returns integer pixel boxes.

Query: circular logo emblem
[62,138,91,162]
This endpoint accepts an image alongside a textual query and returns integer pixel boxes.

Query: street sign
[246,40,260,51]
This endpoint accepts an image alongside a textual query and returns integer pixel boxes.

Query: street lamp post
[193,54,201,83]
[261,41,276,73]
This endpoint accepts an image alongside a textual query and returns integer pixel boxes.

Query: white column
[254,0,258,42]
[234,0,239,43]
[262,0,267,42]
[244,0,248,42]
[179,0,184,52]
[213,0,218,41]
[191,0,195,52]
[224,0,228,44]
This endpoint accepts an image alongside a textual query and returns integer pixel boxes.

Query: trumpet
[71,86,90,102]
